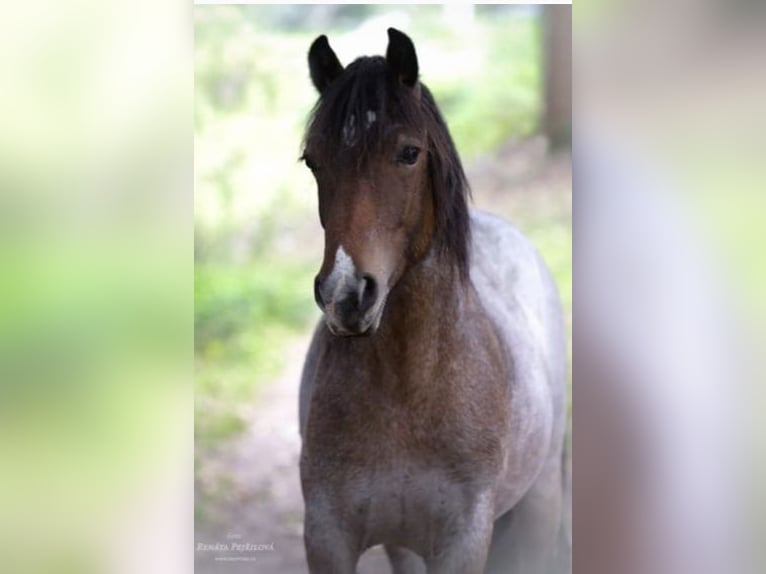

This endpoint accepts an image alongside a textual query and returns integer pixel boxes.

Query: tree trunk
[543,5,572,150]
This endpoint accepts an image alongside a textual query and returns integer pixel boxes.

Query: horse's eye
[397,146,421,166]
[303,155,319,172]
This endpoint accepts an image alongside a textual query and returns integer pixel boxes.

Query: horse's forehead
[342,110,378,147]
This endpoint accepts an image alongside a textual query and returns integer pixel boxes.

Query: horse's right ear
[386,28,419,88]
[308,35,344,94]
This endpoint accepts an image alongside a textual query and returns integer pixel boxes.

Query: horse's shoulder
[471,209,540,267]
[468,207,566,408]
[468,208,552,307]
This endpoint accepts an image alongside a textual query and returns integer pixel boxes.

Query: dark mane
[303,56,472,280]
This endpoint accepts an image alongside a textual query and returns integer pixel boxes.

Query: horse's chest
[342,461,477,548]
[304,344,509,473]
[301,329,513,546]
[306,375,505,471]
[302,382,503,546]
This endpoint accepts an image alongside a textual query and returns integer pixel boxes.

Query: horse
[298,28,568,574]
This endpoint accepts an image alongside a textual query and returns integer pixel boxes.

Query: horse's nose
[316,271,381,335]
[314,275,325,310]
[358,273,378,316]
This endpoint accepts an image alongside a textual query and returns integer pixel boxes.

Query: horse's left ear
[386,28,419,88]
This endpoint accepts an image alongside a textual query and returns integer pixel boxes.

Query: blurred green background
[0,0,191,571]
[194,5,572,555]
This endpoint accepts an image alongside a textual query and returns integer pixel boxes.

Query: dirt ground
[195,137,572,573]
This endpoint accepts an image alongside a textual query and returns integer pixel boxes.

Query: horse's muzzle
[314,273,381,336]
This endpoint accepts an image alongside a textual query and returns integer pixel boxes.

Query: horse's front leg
[485,453,566,574]
[303,501,360,574]
[385,545,426,574]
[424,492,495,574]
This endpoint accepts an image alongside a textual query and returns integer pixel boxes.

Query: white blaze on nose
[327,245,356,301]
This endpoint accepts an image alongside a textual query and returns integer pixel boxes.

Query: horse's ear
[386,28,419,88]
[308,35,344,94]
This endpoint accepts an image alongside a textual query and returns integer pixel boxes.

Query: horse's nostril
[358,273,378,314]
[314,276,325,309]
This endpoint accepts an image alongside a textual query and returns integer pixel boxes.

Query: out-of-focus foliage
[195,260,315,448]
[0,0,191,572]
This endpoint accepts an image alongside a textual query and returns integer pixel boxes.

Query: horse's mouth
[323,291,387,337]
[324,306,384,337]
[325,317,376,338]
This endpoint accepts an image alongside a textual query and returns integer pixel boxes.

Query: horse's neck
[372,252,473,383]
